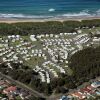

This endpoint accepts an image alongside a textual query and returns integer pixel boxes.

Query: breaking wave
[0,10,100,19]
[0,13,54,19]
[48,8,55,12]
[61,12,91,17]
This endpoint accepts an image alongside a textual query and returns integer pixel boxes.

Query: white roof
[30,35,37,41]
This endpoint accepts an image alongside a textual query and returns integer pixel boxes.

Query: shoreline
[0,16,100,23]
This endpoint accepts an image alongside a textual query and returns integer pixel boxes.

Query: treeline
[68,46,100,86]
[0,19,100,35]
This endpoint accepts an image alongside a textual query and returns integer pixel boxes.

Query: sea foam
[0,13,53,19]
[48,8,55,12]
[0,9,100,19]
[61,11,91,17]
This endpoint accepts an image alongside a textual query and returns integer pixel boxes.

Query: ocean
[0,0,100,19]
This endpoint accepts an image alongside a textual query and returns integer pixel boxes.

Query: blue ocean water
[0,0,100,18]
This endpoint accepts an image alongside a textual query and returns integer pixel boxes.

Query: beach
[0,16,100,23]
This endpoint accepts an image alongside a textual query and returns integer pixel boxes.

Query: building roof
[4,86,16,92]
[86,85,94,90]
[91,81,100,88]
[80,87,91,93]
[71,92,85,99]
